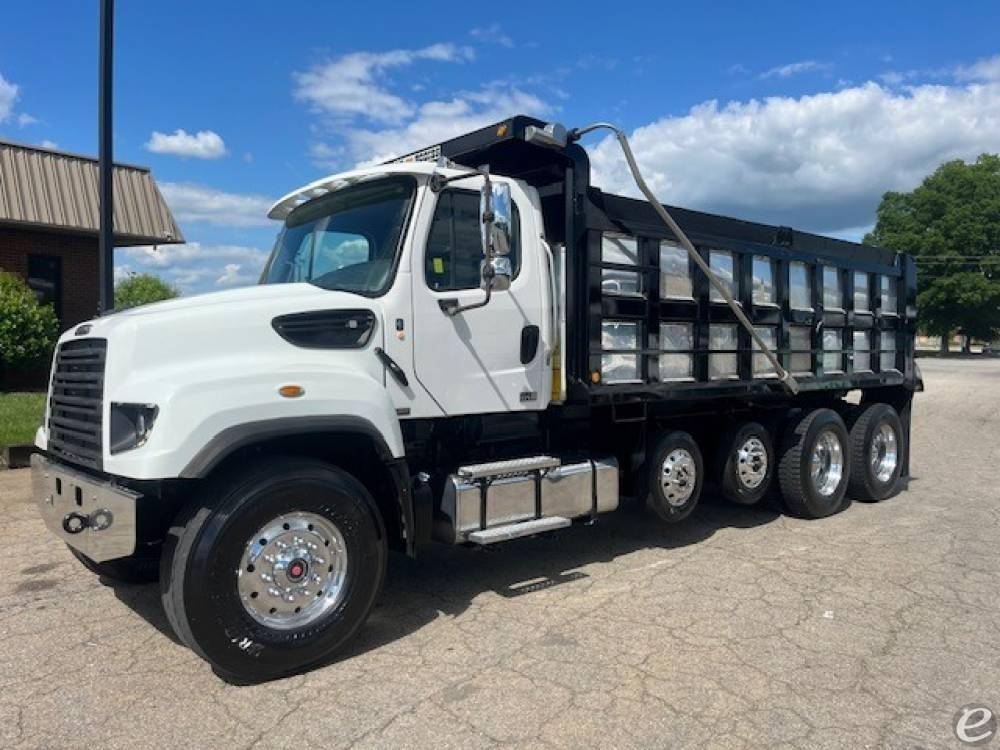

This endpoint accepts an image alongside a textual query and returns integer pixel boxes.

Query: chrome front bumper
[32,454,138,563]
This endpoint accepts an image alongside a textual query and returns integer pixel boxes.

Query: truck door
[410,179,548,416]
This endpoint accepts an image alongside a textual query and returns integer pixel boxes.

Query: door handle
[521,325,540,364]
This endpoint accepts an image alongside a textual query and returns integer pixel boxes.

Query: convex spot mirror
[480,180,513,290]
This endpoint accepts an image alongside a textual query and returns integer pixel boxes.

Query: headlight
[110,403,159,454]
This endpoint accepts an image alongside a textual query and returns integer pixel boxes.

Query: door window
[425,189,520,291]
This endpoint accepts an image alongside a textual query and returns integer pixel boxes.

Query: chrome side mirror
[482,256,512,291]
[479,178,512,292]
[480,180,513,259]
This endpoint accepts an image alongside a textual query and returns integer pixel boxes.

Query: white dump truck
[32,116,921,681]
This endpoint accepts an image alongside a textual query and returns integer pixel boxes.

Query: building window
[823,329,843,372]
[880,331,898,371]
[601,320,640,383]
[659,241,692,299]
[709,324,738,379]
[752,256,776,305]
[854,271,870,312]
[752,326,778,377]
[27,255,62,323]
[823,267,842,309]
[880,275,898,315]
[790,262,812,309]
[789,326,812,374]
[659,323,693,380]
[426,190,520,291]
[853,330,872,371]
[709,250,736,303]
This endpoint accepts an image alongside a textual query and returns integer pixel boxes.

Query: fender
[179,415,395,478]
[179,415,420,557]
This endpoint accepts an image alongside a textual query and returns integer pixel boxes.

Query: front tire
[160,457,387,682]
[847,403,904,502]
[777,408,851,518]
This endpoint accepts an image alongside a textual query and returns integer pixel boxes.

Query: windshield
[261,175,416,296]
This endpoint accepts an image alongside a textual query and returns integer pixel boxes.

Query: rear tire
[644,431,703,523]
[847,403,904,502]
[160,457,387,683]
[778,408,851,518]
[717,422,774,506]
[69,546,159,584]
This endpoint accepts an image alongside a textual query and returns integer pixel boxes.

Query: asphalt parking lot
[1,357,998,749]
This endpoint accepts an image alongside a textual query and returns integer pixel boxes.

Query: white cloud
[293,43,475,125]
[470,24,513,48]
[145,129,228,159]
[588,79,1000,234]
[158,182,275,227]
[17,112,37,127]
[216,263,259,287]
[0,73,19,123]
[116,242,270,294]
[328,86,552,167]
[954,54,1000,82]
[39,139,58,149]
[760,60,831,79]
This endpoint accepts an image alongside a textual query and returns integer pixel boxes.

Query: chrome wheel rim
[810,429,844,497]
[237,512,348,630]
[736,436,768,490]
[870,422,898,483]
[661,448,697,507]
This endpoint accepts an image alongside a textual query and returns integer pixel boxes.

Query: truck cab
[32,116,920,682]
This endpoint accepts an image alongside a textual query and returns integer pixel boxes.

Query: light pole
[98,0,115,313]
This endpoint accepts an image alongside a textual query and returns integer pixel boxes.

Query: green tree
[115,273,180,310]
[865,154,1000,351]
[917,272,1000,344]
[0,270,59,371]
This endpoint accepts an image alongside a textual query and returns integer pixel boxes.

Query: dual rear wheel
[641,402,905,523]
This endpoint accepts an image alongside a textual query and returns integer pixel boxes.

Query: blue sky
[2,1,1000,294]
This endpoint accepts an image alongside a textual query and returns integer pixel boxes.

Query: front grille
[48,339,107,470]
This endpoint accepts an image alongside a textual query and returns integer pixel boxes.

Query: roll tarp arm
[568,123,800,396]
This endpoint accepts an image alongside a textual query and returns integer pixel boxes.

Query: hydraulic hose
[568,123,800,395]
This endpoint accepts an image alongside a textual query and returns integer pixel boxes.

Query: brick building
[0,139,183,330]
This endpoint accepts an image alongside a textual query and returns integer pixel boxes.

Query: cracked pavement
[1,358,998,749]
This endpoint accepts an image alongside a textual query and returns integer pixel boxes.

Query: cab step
[458,455,561,480]
[467,516,571,545]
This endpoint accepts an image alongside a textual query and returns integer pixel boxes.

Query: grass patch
[0,392,46,449]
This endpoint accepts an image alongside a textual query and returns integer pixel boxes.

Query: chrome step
[467,516,571,545]
[458,455,561,480]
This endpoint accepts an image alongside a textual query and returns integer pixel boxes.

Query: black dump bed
[391,115,920,404]
[579,187,918,403]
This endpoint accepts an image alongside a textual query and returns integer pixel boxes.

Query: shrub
[115,273,180,310]
[0,270,59,372]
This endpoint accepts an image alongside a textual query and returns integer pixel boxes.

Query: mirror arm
[442,285,493,317]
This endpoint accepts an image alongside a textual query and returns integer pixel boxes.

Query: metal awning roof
[0,139,184,246]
